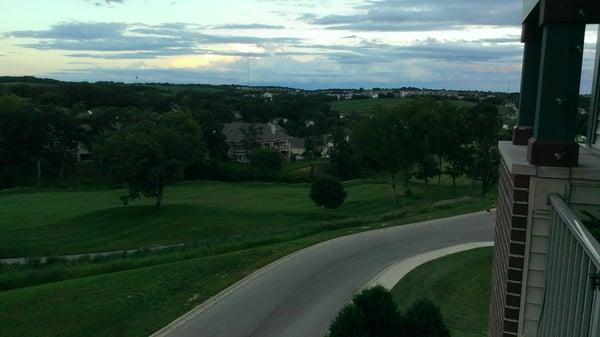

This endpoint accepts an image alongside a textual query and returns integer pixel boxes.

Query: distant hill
[0,76,62,85]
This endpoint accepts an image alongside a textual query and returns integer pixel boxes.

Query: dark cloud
[6,22,300,57]
[8,22,127,40]
[303,0,522,31]
[295,38,523,65]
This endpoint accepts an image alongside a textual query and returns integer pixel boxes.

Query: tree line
[327,99,504,204]
[1,79,509,209]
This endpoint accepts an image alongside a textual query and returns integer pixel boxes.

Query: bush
[402,299,450,337]
[353,286,403,337]
[328,286,401,337]
[309,175,347,211]
[249,148,283,181]
[328,289,451,337]
[328,304,369,337]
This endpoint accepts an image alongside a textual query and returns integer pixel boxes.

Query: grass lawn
[0,176,496,337]
[391,247,493,337]
[0,177,492,258]
[0,207,495,337]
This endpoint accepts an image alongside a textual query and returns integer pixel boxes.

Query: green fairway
[0,178,492,257]
[391,247,493,337]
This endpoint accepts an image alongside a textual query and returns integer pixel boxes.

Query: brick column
[488,159,530,337]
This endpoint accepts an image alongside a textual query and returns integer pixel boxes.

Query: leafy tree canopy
[95,111,206,208]
[309,175,347,211]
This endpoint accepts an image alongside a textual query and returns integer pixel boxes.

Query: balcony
[488,1,600,336]
[538,194,600,336]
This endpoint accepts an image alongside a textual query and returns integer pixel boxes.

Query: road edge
[363,241,495,290]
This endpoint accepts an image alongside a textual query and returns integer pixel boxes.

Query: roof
[223,122,292,143]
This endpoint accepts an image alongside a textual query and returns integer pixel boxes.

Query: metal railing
[538,194,600,337]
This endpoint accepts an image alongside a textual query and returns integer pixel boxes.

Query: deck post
[526,22,586,166]
[514,16,543,145]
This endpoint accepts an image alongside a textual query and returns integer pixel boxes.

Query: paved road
[158,211,495,337]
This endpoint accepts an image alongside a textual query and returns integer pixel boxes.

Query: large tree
[0,94,50,187]
[95,111,206,208]
[464,103,502,196]
[354,102,425,205]
[328,127,363,180]
[45,105,84,182]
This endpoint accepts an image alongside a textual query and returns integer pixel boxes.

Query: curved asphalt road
[158,210,495,337]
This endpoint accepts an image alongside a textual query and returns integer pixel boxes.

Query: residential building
[222,122,293,162]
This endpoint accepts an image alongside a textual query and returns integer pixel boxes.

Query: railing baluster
[541,208,559,336]
[537,195,600,337]
[581,261,595,336]
[574,252,589,337]
[568,244,584,336]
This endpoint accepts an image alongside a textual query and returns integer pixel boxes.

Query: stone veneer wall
[488,158,530,337]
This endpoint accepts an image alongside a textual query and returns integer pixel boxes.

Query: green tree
[95,111,206,208]
[328,286,402,337]
[402,299,450,337]
[328,304,369,337]
[353,286,403,337]
[309,175,347,211]
[464,103,502,196]
[303,136,322,180]
[249,147,282,180]
[45,105,84,182]
[0,94,50,187]
[329,128,363,180]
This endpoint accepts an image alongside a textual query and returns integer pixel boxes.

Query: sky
[0,0,598,91]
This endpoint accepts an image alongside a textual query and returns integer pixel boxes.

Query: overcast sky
[0,0,597,91]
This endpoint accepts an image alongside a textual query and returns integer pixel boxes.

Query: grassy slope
[0,177,487,257]
[391,247,493,337]
[0,206,495,337]
[0,171,497,337]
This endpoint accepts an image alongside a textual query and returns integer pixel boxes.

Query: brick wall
[488,158,530,337]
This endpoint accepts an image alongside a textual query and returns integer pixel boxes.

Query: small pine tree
[309,175,347,211]
[402,299,450,337]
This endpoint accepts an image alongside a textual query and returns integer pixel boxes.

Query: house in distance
[223,122,305,162]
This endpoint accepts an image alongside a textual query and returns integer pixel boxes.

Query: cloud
[7,22,127,40]
[89,0,125,7]
[6,21,301,57]
[303,0,522,31]
[213,23,286,30]
[46,54,524,91]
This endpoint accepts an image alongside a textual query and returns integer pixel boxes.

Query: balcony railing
[538,194,600,337]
